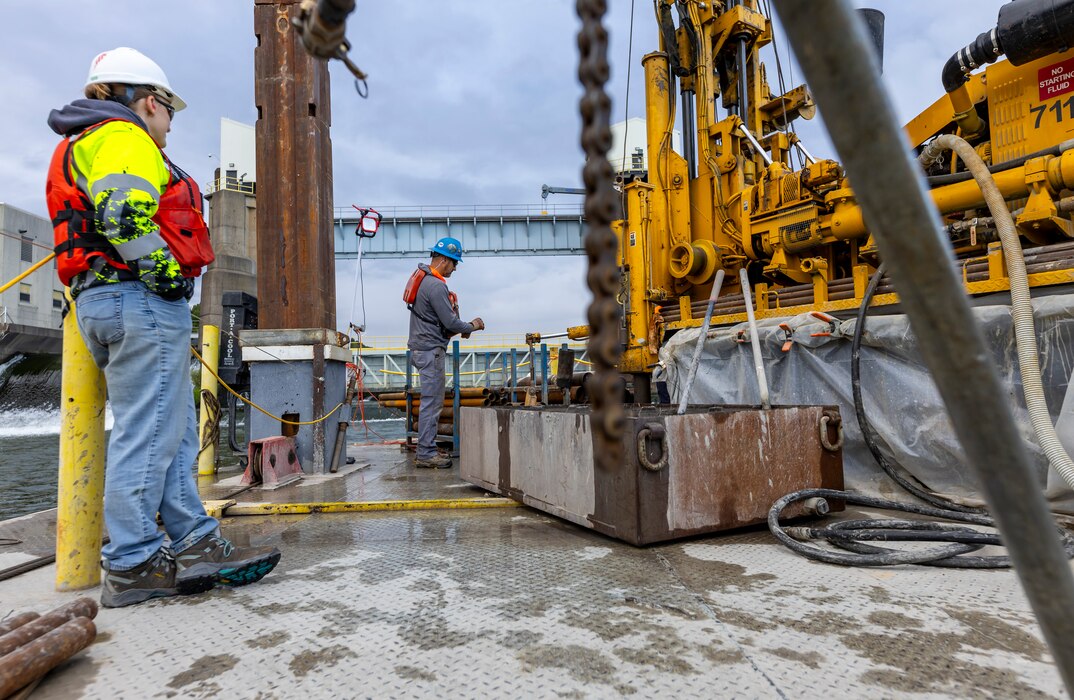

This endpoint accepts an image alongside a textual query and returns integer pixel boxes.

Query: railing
[355,335,587,353]
[333,203,585,221]
[205,176,257,196]
[353,337,591,390]
[7,306,60,329]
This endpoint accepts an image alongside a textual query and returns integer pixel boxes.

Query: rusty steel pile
[0,598,98,699]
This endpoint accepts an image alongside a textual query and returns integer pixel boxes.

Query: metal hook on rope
[335,44,369,98]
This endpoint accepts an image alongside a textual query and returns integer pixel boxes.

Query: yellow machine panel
[988,49,1074,163]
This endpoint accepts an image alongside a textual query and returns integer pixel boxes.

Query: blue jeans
[76,282,218,570]
[411,347,446,459]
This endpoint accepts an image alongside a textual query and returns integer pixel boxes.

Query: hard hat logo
[430,236,464,262]
[85,47,187,112]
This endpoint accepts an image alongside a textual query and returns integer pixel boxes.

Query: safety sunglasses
[156,97,175,120]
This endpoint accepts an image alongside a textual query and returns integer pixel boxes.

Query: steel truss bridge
[334,204,587,259]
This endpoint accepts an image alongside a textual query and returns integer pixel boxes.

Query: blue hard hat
[430,236,464,262]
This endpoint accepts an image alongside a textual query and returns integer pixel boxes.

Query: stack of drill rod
[0,598,98,698]
[374,371,595,422]
[378,387,494,417]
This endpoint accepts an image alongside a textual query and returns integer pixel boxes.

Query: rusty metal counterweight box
[461,404,844,545]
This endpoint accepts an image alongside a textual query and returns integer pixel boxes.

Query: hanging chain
[577,0,625,469]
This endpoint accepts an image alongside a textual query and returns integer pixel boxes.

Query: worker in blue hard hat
[403,236,484,468]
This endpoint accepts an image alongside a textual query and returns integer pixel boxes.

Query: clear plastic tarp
[659,294,1074,514]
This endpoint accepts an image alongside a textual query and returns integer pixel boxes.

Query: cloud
[4,0,1000,341]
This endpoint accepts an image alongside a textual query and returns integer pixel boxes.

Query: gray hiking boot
[175,535,282,588]
[101,549,211,608]
[415,454,453,469]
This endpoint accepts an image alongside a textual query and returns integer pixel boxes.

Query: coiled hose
[768,489,1074,568]
[920,134,1074,493]
[769,134,1074,567]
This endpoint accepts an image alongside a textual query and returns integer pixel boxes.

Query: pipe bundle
[0,598,98,698]
[374,372,595,413]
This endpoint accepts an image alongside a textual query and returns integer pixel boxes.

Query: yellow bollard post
[197,324,220,477]
[56,296,107,591]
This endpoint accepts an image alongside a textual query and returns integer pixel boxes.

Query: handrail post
[540,343,549,405]
[511,348,518,403]
[198,324,220,476]
[56,296,106,591]
[452,340,461,455]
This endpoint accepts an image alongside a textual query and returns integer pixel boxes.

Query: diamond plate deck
[0,443,1068,698]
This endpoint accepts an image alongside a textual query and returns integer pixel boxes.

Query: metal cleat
[242,436,303,488]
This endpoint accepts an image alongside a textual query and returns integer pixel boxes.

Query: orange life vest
[46,118,214,286]
[403,267,458,312]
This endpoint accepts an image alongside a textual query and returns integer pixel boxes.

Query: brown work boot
[101,548,211,608]
[415,454,453,469]
[175,535,281,588]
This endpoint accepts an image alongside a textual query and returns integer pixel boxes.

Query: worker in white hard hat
[45,47,281,608]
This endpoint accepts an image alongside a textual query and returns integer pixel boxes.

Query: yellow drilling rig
[616,0,1074,391]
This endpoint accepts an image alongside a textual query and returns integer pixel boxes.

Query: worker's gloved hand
[470,317,485,331]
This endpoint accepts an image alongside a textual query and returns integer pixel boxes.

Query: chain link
[577,0,625,469]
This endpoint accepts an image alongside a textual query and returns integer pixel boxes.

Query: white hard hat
[85,47,187,112]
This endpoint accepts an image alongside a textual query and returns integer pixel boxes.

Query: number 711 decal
[1030,96,1074,129]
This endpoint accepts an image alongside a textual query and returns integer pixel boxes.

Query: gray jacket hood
[47,99,147,137]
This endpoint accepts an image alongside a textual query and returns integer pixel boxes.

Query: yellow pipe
[0,252,57,294]
[221,497,520,516]
[828,156,1074,241]
[55,294,107,591]
[197,325,220,476]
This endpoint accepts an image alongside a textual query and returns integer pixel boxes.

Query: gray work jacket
[406,263,475,351]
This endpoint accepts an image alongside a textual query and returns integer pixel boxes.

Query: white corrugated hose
[919,133,1074,493]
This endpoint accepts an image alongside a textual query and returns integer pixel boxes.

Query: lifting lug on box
[819,413,843,452]
[637,422,669,472]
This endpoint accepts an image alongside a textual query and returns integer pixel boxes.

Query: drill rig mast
[618,0,1074,384]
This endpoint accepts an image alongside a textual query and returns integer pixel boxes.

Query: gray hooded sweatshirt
[407,263,475,351]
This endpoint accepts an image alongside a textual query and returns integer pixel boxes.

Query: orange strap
[427,267,459,310]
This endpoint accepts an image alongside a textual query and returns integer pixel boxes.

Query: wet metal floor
[0,442,1069,699]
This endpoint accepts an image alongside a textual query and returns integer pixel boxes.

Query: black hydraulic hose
[768,489,1074,569]
[940,29,1001,94]
[851,263,982,513]
[925,140,1074,187]
[940,1,1074,94]
[737,39,750,121]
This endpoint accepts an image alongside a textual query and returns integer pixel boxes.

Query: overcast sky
[1,1,999,339]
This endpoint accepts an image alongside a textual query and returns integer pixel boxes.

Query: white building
[608,117,683,175]
[0,204,64,345]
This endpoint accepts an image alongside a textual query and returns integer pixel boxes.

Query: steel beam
[334,210,588,259]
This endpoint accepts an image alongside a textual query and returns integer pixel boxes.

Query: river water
[0,370,407,522]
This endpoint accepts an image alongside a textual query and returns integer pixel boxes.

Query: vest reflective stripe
[90,173,160,203]
[113,231,168,261]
